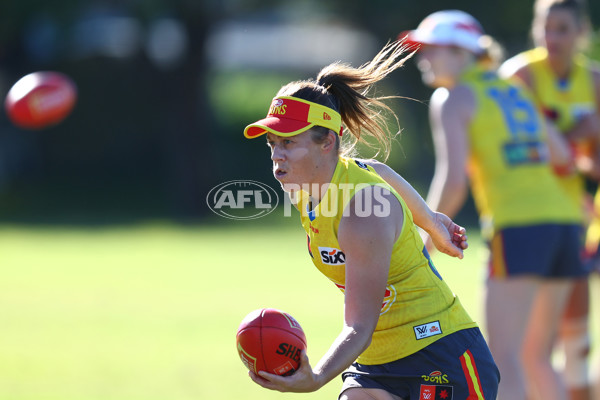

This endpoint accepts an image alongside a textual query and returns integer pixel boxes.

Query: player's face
[535,8,581,62]
[266,131,325,193]
[417,45,468,88]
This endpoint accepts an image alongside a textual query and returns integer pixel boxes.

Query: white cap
[402,10,485,54]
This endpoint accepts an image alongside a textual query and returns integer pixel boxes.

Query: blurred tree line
[0,0,598,224]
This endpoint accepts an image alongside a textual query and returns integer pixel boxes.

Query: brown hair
[534,0,588,26]
[275,40,414,160]
[477,35,505,69]
[532,0,592,50]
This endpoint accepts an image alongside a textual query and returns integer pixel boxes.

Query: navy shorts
[487,224,588,279]
[340,328,499,399]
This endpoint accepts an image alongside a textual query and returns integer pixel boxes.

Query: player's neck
[548,57,574,80]
[307,156,339,204]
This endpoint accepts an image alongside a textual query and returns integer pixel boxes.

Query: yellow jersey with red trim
[297,157,477,365]
[515,47,597,222]
[461,64,581,237]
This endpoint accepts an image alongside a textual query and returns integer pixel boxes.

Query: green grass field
[0,220,598,400]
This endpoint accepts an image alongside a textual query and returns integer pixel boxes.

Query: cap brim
[244,117,314,139]
[399,30,481,54]
[398,30,423,51]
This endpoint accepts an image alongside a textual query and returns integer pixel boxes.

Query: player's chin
[281,182,299,193]
[274,175,299,193]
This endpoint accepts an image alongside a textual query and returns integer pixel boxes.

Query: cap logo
[269,98,287,116]
[454,22,482,34]
[243,96,343,139]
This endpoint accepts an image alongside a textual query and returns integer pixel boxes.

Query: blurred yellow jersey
[516,47,597,222]
[520,47,596,133]
[297,157,476,365]
[461,64,581,237]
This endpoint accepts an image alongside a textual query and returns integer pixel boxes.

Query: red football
[236,308,307,376]
[4,71,77,130]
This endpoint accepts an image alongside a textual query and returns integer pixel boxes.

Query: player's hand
[424,212,468,259]
[571,113,600,142]
[582,113,600,140]
[249,350,321,393]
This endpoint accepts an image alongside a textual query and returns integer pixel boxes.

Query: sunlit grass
[0,222,597,400]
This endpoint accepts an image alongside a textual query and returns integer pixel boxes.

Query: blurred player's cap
[400,10,485,54]
[244,96,343,139]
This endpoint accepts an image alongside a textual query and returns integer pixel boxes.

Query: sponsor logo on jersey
[380,285,397,315]
[355,160,369,170]
[419,384,453,399]
[318,247,346,265]
[422,370,450,384]
[503,141,548,166]
[542,106,559,121]
[413,321,442,340]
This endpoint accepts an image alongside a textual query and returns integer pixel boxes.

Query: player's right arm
[366,160,467,258]
[562,67,600,144]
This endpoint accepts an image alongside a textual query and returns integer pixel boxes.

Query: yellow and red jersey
[460,64,581,239]
[512,47,598,224]
[297,157,476,364]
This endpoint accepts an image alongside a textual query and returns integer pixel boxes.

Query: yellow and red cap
[244,96,343,139]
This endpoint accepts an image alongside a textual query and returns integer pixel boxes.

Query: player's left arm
[250,189,399,392]
[572,67,600,179]
[564,66,600,143]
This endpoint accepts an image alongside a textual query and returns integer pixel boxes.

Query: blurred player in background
[405,9,588,400]
[500,1,600,398]
[243,40,500,399]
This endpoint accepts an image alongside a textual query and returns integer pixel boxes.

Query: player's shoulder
[358,158,390,177]
[575,56,600,95]
[588,59,600,85]
[498,50,535,80]
[431,85,475,117]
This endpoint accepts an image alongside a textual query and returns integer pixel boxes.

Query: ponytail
[275,40,414,160]
[477,35,505,69]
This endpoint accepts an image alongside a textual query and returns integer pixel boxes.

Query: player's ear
[321,130,337,153]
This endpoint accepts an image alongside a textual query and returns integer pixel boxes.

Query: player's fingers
[439,240,463,259]
[452,246,464,259]
[257,370,279,381]
[452,223,466,236]
[255,371,288,391]
[299,349,310,368]
[249,370,275,389]
[452,230,468,248]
